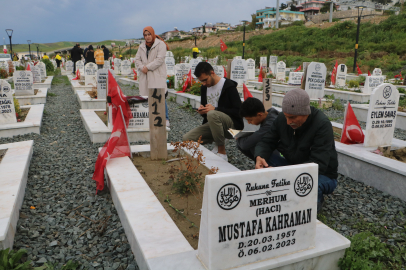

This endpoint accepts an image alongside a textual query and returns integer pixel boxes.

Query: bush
[16,66,25,70]
[14,96,21,115]
[41,59,55,73]
[0,248,31,270]
[348,80,360,88]
[0,68,8,78]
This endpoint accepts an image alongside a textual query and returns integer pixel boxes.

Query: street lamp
[241,20,249,59]
[353,6,366,73]
[5,29,13,60]
[36,44,40,59]
[27,40,32,60]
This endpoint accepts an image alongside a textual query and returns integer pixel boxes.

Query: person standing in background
[85,45,95,64]
[95,45,104,69]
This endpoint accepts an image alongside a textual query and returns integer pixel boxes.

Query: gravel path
[1,78,405,268]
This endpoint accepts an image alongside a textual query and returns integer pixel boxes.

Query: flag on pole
[243,83,253,100]
[340,102,364,144]
[394,72,403,80]
[92,106,131,193]
[356,64,362,76]
[179,69,192,93]
[368,70,371,76]
[72,69,80,80]
[294,65,302,72]
[132,69,137,80]
[107,70,132,126]
[220,39,227,52]
[223,66,227,78]
[331,60,338,85]
[3,45,7,54]
[258,66,263,82]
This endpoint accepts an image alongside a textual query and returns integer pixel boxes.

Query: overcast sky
[0,0,283,44]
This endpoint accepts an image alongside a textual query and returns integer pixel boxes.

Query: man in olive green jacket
[255,88,338,212]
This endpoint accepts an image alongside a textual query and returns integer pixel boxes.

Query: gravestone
[184,56,190,63]
[37,62,47,78]
[103,61,111,69]
[336,64,347,87]
[269,56,278,74]
[165,57,175,76]
[166,51,174,58]
[208,58,218,65]
[0,80,17,125]
[114,59,121,74]
[260,57,267,68]
[65,61,74,73]
[276,61,286,82]
[372,68,382,76]
[129,101,149,129]
[305,62,327,99]
[51,60,57,69]
[7,61,14,74]
[364,83,399,147]
[120,60,131,75]
[12,61,20,68]
[288,72,304,85]
[213,65,224,78]
[197,163,318,270]
[84,63,98,86]
[197,57,203,62]
[363,76,384,94]
[174,64,190,89]
[233,56,242,60]
[148,88,167,160]
[32,66,41,83]
[246,59,255,80]
[189,59,201,78]
[13,71,34,96]
[76,61,85,75]
[96,69,108,100]
[230,59,248,85]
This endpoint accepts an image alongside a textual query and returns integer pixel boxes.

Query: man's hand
[142,66,148,74]
[197,105,205,115]
[255,156,269,169]
[199,104,215,114]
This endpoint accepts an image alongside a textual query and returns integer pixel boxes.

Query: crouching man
[183,62,243,161]
[237,97,279,161]
[255,89,338,211]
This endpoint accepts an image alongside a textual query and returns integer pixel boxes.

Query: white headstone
[166,51,174,58]
[103,61,111,69]
[208,58,218,65]
[76,61,85,75]
[13,71,34,96]
[197,164,318,270]
[230,59,248,85]
[269,56,278,74]
[84,63,98,86]
[51,60,57,69]
[364,83,399,147]
[129,102,149,129]
[113,59,121,74]
[165,57,175,76]
[213,65,225,78]
[120,60,131,75]
[65,61,74,73]
[276,61,286,82]
[335,64,347,87]
[372,68,382,76]
[246,59,255,80]
[0,80,17,125]
[38,62,47,78]
[97,69,108,100]
[189,59,201,78]
[233,56,242,60]
[288,72,304,85]
[260,57,267,68]
[363,76,384,94]
[174,64,191,89]
[32,66,41,83]
[305,62,327,99]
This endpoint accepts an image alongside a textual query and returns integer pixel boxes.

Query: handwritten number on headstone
[152,89,162,103]
[265,81,270,101]
[152,102,159,115]
[154,116,163,127]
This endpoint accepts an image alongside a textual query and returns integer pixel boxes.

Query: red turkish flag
[112,61,115,70]
[108,70,132,126]
[223,66,227,78]
[356,64,362,76]
[294,65,302,72]
[220,39,227,52]
[132,69,137,80]
[394,72,402,80]
[243,83,253,100]
[113,54,116,59]
[178,69,192,93]
[3,45,7,54]
[72,69,80,80]
[26,64,31,71]
[331,60,338,85]
[368,70,371,76]
[258,66,263,82]
[340,102,364,144]
[92,106,131,192]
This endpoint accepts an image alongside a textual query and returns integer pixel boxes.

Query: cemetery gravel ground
[1,78,405,269]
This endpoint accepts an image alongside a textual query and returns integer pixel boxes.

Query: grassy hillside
[8,40,127,53]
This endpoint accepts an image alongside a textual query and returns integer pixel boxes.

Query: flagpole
[118,105,132,158]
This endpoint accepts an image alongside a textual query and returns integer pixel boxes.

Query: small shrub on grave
[348,80,359,88]
[310,101,319,109]
[16,65,25,71]
[13,96,21,116]
[170,137,218,195]
[332,99,344,111]
[131,62,135,68]
[0,68,8,79]
[41,59,55,73]
[167,75,174,88]
[0,248,31,270]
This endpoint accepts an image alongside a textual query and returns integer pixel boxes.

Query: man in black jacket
[101,45,110,61]
[70,43,83,74]
[255,88,338,211]
[237,97,279,161]
[183,62,243,161]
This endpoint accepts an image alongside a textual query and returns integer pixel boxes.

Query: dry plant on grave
[170,136,218,195]
[86,86,98,99]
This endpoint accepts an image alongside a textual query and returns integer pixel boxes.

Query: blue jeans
[267,153,337,210]
[165,100,169,121]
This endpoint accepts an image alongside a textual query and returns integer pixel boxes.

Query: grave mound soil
[95,111,107,126]
[79,81,85,86]
[0,149,7,164]
[17,108,30,122]
[132,154,211,249]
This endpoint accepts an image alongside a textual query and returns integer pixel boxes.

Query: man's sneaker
[166,120,170,127]
[211,143,218,154]
[216,153,228,162]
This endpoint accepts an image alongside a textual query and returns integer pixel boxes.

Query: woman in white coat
[135,26,170,127]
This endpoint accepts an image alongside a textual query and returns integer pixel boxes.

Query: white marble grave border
[0,104,44,138]
[33,76,53,88]
[0,140,34,249]
[76,90,106,110]
[68,75,95,94]
[80,109,169,144]
[117,77,139,87]
[14,88,48,105]
[105,144,350,270]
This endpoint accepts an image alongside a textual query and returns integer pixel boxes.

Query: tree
[280,3,288,9]
[250,13,257,29]
[320,2,337,13]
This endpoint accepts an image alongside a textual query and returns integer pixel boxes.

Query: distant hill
[7,40,128,53]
